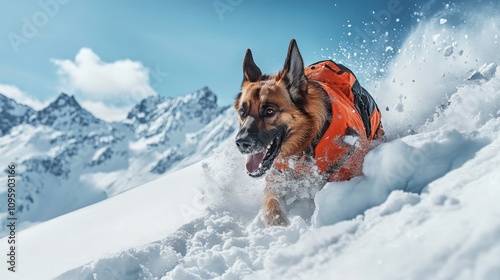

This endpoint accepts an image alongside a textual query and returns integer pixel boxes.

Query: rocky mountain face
[0,94,34,136]
[0,87,237,235]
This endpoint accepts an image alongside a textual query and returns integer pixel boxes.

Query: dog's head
[234,39,315,177]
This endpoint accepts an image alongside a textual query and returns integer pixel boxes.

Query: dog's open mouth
[246,135,282,177]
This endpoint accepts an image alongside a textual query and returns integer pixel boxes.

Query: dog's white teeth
[267,141,273,150]
[258,163,262,169]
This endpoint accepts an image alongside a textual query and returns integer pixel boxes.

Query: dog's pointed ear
[281,39,307,105]
[243,49,262,83]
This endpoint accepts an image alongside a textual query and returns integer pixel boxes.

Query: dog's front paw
[264,198,289,227]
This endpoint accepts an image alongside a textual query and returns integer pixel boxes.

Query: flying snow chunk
[468,71,484,81]
[479,63,498,80]
[432,34,441,43]
[468,63,498,81]
[395,101,404,113]
[395,95,405,113]
[343,135,360,146]
[444,46,454,57]
[440,18,448,25]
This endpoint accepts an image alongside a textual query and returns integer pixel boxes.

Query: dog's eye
[265,108,276,117]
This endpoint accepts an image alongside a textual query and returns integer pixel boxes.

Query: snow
[372,9,500,139]
[0,163,207,280]
[443,45,454,57]
[0,93,34,136]
[2,4,500,280]
[313,129,490,227]
[477,63,497,80]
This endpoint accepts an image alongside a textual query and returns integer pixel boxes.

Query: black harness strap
[334,62,378,139]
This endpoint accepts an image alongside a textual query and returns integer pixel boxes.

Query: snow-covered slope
[0,162,209,280]
[0,88,237,236]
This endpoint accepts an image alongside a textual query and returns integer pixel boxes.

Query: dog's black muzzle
[235,128,267,154]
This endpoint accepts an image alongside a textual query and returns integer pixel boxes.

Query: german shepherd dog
[234,39,383,226]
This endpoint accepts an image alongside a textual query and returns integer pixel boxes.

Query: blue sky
[0,0,443,120]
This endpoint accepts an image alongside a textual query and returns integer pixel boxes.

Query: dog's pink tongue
[246,151,266,173]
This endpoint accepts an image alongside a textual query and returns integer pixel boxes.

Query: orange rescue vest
[275,60,383,182]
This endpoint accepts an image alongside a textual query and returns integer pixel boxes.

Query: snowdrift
[2,3,500,280]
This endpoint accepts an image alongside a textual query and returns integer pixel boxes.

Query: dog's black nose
[235,134,253,153]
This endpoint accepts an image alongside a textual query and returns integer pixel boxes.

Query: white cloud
[0,84,47,110]
[51,48,157,121]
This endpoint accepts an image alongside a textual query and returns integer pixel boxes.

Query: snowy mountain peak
[126,87,224,143]
[185,86,217,105]
[126,95,166,124]
[50,92,82,109]
[0,92,35,136]
[29,93,103,129]
[127,87,218,123]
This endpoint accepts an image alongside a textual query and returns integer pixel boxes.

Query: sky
[0,0,458,121]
